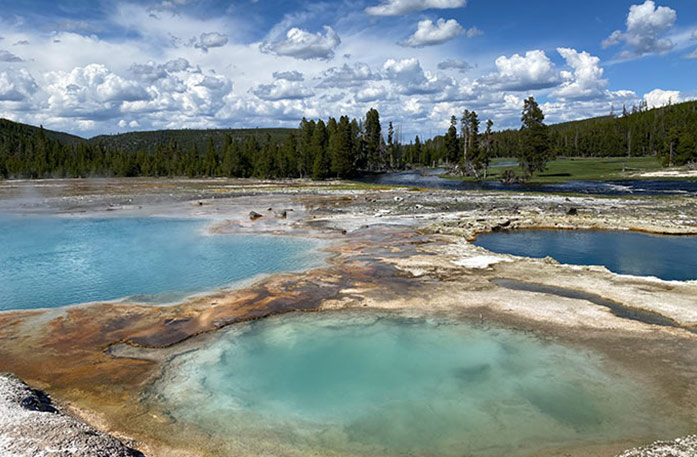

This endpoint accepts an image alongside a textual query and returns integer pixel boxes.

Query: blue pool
[0,215,321,311]
[154,312,682,457]
[474,229,697,281]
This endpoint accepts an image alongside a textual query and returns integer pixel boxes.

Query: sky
[0,0,696,139]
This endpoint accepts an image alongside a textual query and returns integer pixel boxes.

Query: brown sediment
[1,178,697,456]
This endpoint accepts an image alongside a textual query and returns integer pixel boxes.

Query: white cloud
[163,58,190,73]
[272,70,304,81]
[260,26,340,60]
[45,64,150,119]
[193,32,228,52]
[465,26,483,38]
[130,61,168,82]
[602,0,676,58]
[118,119,140,128]
[503,94,522,110]
[366,0,466,16]
[692,29,697,40]
[437,58,472,72]
[383,58,454,95]
[0,50,23,62]
[319,63,381,88]
[644,88,681,108]
[0,69,39,102]
[552,48,607,100]
[480,50,559,91]
[402,18,464,47]
[355,85,388,102]
[251,80,314,100]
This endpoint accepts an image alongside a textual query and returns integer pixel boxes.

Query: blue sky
[0,0,695,139]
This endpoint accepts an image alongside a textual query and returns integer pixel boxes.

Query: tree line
[398,96,551,180]
[1,98,695,180]
[0,109,394,179]
[488,99,697,167]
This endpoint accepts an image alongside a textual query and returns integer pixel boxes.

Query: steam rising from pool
[154,312,679,456]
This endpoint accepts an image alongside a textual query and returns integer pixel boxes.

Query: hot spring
[474,229,697,281]
[153,312,682,457]
[0,214,321,311]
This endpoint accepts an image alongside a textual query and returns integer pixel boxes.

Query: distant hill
[0,118,85,146]
[88,128,296,153]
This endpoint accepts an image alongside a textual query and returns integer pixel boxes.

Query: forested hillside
[89,128,294,153]
[0,112,387,179]
[489,100,697,165]
[0,119,85,147]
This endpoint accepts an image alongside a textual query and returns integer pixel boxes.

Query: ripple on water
[153,312,684,457]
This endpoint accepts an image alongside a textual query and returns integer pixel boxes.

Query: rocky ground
[617,436,697,457]
[1,177,697,457]
[0,373,144,457]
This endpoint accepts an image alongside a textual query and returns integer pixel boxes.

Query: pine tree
[330,116,354,178]
[311,120,329,180]
[365,108,382,171]
[519,96,550,177]
[444,115,459,164]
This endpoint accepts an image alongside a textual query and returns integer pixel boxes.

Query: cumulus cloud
[602,0,676,58]
[551,48,607,100]
[251,80,314,100]
[193,32,228,52]
[319,63,381,88]
[163,58,191,73]
[0,50,23,62]
[45,64,150,119]
[0,69,39,102]
[118,119,140,128]
[465,26,483,38]
[480,50,559,91]
[402,18,464,47]
[272,70,304,81]
[644,88,681,108]
[260,26,340,60]
[366,0,466,16]
[383,58,454,95]
[355,85,389,102]
[130,61,168,82]
[693,29,697,40]
[437,58,473,73]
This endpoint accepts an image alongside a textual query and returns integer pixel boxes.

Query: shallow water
[0,215,321,311]
[357,169,697,196]
[474,229,697,281]
[154,312,680,457]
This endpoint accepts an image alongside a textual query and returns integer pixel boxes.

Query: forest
[1,99,696,180]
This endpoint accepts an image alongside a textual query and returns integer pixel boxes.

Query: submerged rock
[0,373,145,457]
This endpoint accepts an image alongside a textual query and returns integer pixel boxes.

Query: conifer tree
[519,96,550,177]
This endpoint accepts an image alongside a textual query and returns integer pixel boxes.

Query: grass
[444,156,666,184]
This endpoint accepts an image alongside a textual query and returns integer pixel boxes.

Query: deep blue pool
[474,229,697,281]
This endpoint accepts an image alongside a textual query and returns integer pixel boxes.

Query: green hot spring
[152,312,683,457]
